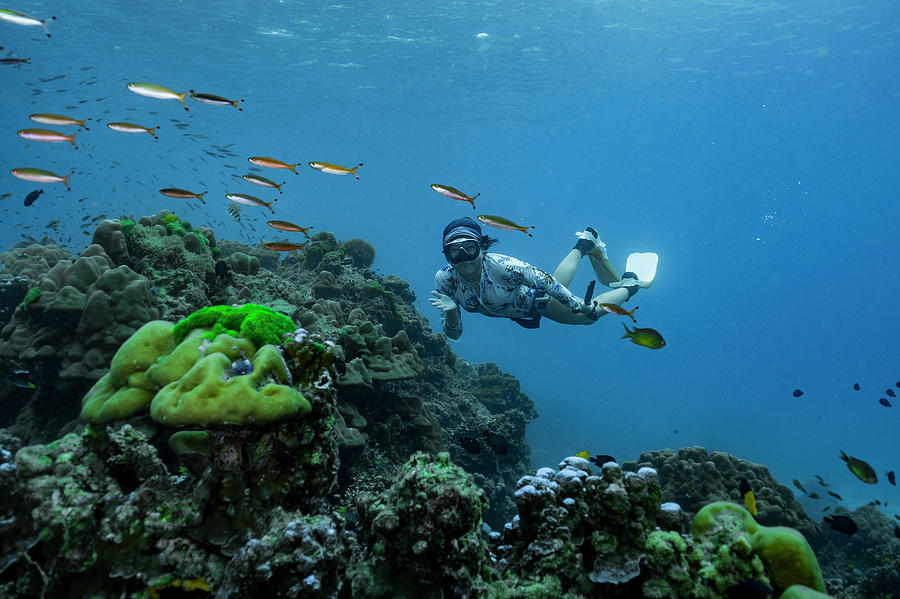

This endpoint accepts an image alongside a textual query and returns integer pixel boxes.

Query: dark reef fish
[214,260,230,279]
[880,398,892,408]
[887,388,896,398]
[853,382,860,390]
[887,470,896,486]
[823,515,857,535]
[792,479,807,494]
[827,491,843,501]
[459,435,480,454]
[792,389,804,398]
[190,90,244,110]
[895,524,900,539]
[840,450,878,484]
[482,430,508,455]
[589,454,616,467]
[23,188,43,206]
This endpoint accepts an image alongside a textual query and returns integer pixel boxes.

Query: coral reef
[0,211,851,598]
[349,452,491,598]
[630,446,818,537]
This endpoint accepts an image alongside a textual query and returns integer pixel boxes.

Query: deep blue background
[2,1,898,515]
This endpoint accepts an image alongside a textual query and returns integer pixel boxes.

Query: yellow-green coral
[692,502,825,593]
[150,345,308,426]
[81,315,309,427]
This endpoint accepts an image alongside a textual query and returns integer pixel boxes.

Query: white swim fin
[610,252,658,289]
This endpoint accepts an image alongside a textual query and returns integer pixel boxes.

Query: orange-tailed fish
[17,128,78,148]
[225,193,275,213]
[126,82,188,111]
[11,167,72,190]
[598,303,638,323]
[189,90,244,110]
[159,188,206,204]
[107,122,159,139]
[248,156,301,174]
[267,220,313,237]
[431,184,479,209]
[477,215,534,236]
[309,161,363,179]
[29,113,90,130]
[621,323,665,349]
[839,450,878,484]
[264,241,308,253]
[242,174,285,193]
[0,9,55,37]
[740,479,758,517]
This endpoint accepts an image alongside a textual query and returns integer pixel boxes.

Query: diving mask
[444,238,481,264]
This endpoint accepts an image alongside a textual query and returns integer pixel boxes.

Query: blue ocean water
[1,0,898,516]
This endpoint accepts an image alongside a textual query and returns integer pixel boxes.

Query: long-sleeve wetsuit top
[434,252,583,338]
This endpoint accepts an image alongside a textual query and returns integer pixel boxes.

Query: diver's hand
[429,291,458,313]
[575,299,600,321]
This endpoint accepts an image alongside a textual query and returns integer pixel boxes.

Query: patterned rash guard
[434,252,583,338]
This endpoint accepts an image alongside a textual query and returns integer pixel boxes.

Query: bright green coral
[692,502,825,593]
[150,344,308,426]
[81,309,309,427]
[172,304,295,348]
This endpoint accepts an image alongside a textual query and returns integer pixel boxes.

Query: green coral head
[691,501,760,536]
[692,501,826,594]
[172,304,296,349]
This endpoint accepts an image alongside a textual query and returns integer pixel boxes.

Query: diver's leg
[552,249,582,287]
[543,287,630,325]
[554,227,604,286]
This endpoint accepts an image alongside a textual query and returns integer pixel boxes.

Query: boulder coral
[80,305,308,427]
[0,243,159,385]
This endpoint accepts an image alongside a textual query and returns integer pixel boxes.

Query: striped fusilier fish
[242,174,285,193]
[476,215,534,237]
[190,90,244,110]
[107,122,158,139]
[226,193,275,213]
[127,82,189,111]
[17,128,78,148]
[264,241,308,253]
[0,9,55,37]
[248,156,301,174]
[267,220,313,237]
[11,167,73,190]
[30,113,90,129]
[159,188,207,204]
[308,161,363,180]
[431,184,479,209]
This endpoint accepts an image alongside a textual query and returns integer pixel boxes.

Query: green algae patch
[172,304,295,348]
